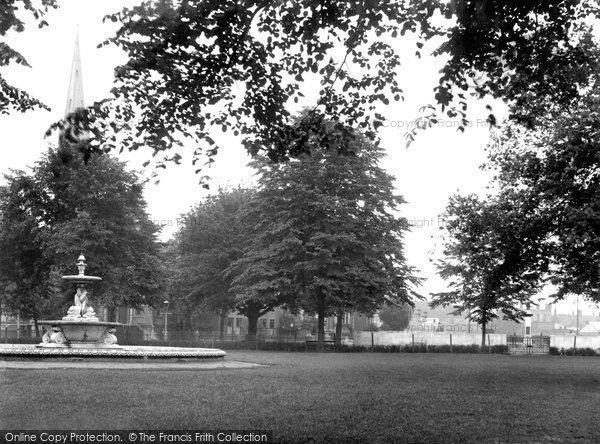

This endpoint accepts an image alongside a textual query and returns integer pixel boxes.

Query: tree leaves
[6,0,597,180]
[432,192,546,329]
[0,0,57,114]
[58,0,405,172]
[232,119,420,333]
[406,0,600,138]
[171,187,267,318]
[485,88,600,302]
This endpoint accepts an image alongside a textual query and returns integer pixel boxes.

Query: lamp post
[576,294,579,335]
[163,300,169,341]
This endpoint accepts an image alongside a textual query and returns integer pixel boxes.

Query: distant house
[408,300,522,334]
[408,300,600,336]
[222,308,379,341]
[112,304,377,342]
[580,321,600,334]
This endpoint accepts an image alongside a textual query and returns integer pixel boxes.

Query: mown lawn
[1,352,599,443]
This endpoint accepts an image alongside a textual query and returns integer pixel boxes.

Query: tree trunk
[335,312,343,347]
[33,316,39,338]
[247,320,258,341]
[317,301,326,352]
[246,304,260,342]
[107,306,117,322]
[219,308,226,342]
[481,322,487,349]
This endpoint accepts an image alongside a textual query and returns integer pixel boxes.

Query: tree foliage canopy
[484,87,600,302]
[405,0,599,133]
[230,117,420,345]
[0,0,57,114]
[378,303,412,331]
[172,187,271,333]
[27,0,595,173]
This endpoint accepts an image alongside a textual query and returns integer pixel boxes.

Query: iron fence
[507,335,550,355]
[115,326,320,346]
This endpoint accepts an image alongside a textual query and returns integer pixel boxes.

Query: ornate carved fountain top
[62,254,102,284]
[62,254,101,321]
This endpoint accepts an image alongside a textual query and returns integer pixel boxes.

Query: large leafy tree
[172,187,273,340]
[484,86,600,302]
[432,192,548,346]
[231,116,420,349]
[433,17,600,337]
[26,0,594,173]
[0,144,165,328]
[379,303,412,331]
[0,173,59,331]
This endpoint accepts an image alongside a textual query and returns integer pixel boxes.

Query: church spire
[64,28,85,116]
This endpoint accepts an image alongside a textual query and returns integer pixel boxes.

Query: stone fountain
[37,254,121,347]
[0,255,225,360]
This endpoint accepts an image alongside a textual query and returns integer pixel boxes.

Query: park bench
[305,339,335,346]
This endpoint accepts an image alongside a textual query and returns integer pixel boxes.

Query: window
[227,318,234,327]
[269,319,275,329]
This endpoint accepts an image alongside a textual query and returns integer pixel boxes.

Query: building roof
[580,321,600,333]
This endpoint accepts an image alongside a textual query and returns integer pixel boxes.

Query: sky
[1,0,598,316]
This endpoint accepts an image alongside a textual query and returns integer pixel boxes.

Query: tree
[29,1,595,173]
[404,0,600,139]
[0,144,165,327]
[432,192,547,346]
[0,172,60,333]
[484,86,600,303]
[0,0,58,114]
[379,303,412,331]
[173,187,275,340]
[231,116,420,350]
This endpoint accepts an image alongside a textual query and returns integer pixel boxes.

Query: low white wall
[551,335,600,350]
[355,331,600,350]
[355,331,505,346]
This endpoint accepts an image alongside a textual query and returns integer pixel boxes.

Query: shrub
[491,345,509,354]
[566,347,598,356]
[549,347,560,355]
[548,347,598,356]
[449,344,481,354]
[433,345,452,353]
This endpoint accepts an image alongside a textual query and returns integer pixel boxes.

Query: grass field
[1,352,599,443]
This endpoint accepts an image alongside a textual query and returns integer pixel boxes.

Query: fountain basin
[38,320,121,346]
[61,275,102,284]
[0,344,226,360]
